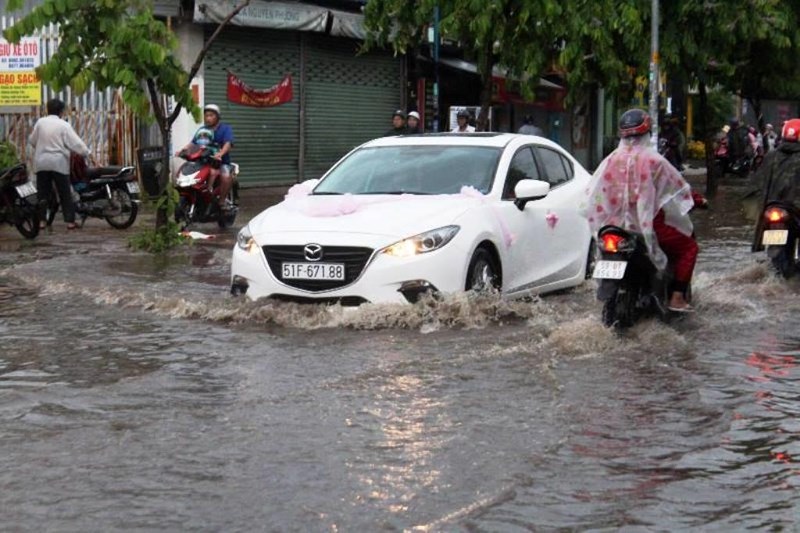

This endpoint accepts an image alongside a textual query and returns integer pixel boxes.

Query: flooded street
[1,178,799,531]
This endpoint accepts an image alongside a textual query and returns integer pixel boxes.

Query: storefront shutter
[302,33,402,180]
[204,27,301,186]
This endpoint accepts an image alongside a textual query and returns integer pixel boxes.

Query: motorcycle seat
[85,166,125,181]
[0,164,25,177]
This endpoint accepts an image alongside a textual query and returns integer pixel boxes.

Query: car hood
[248,193,481,240]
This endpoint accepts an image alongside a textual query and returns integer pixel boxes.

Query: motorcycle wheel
[175,196,193,230]
[13,198,40,239]
[217,191,237,229]
[770,243,796,279]
[105,187,138,229]
[603,287,636,329]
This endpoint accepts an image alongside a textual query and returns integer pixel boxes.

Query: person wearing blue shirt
[202,104,235,212]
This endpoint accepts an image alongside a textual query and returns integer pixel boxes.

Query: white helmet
[203,103,220,117]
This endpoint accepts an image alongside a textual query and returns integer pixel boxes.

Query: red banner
[226,71,293,108]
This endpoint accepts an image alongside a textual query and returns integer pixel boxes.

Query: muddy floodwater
[1,178,798,531]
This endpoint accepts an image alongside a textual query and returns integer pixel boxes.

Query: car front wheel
[465,247,500,292]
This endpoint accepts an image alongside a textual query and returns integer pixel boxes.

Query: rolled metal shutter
[303,34,401,181]
[204,27,301,186]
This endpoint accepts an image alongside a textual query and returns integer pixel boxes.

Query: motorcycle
[46,155,140,229]
[174,143,239,229]
[714,137,730,175]
[0,163,40,239]
[754,202,800,278]
[592,226,689,329]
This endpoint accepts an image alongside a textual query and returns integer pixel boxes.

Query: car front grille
[262,245,374,292]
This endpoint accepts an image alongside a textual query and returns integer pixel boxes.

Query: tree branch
[167,0,251,126]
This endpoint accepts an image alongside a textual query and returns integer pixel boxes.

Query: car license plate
[592,260,628,280]
[762,229,788,246]
[127,181,140,194]
[282,262,345,281]
[15,181,36,197]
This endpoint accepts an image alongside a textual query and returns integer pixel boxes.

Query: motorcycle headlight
[176,175,199,187]
[382,226,460,258]
[236,225,256,252]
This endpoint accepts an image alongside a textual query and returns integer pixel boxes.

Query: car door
[494,145,553,293]
[530,145,589,283]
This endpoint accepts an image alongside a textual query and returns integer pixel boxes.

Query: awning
[438,57,563,89]
[194,0,368,39]
[194,0,329,32]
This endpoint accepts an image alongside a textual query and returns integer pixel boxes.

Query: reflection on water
[1,181,800,530]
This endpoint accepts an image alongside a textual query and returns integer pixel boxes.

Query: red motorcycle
[174,143,239,229]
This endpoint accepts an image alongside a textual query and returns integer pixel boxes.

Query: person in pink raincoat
[584,109,706,312]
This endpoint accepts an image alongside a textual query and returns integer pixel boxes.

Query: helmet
[408,111,420,120]
[194,127,215,146]
[203,104,221,117]
[618,109,652,138]
[782,119,800,142]
[456,109,470,119]
[392,109,406,119]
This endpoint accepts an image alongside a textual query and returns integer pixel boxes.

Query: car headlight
[382,225,460,257]
[236,225,256,252]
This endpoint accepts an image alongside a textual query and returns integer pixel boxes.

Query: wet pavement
[1,176,799,531]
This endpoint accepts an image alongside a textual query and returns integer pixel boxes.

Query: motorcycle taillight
[601,233,627,253]
[764,207,789,223]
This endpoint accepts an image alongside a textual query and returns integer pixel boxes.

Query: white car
[231,133,593,304]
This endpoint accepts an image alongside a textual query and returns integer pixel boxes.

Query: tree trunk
[476,38,494,132]
[699,82,717,198]
[156,124,172,228]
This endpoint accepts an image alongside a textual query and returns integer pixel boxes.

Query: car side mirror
[513,179,550,211]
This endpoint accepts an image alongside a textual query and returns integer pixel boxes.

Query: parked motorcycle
[46,155,140,229]
[592,225,689,329]
[0,163,39,239]
[754,202,799,278]
[174,143,239,229]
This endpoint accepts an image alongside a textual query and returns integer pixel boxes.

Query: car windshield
[313,145,502,195]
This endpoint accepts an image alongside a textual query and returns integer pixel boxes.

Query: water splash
[25,275,555,332]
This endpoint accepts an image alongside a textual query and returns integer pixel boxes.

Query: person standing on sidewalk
[385,110,407,136]
[28,98,90,230]
[406,111,423,134]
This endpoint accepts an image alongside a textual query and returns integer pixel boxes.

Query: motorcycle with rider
[173,104,239,229]
[585,109,706,329]
[750,118,800,278]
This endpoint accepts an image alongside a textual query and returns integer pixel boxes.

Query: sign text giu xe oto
[0,38,41,107]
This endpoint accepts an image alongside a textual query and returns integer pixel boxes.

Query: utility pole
[432,4,440,132]
[649,0,660,146]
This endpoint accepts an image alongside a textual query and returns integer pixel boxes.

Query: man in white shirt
[28,99,90,230]
[451,109,475,133]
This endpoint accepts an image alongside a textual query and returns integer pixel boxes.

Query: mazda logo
[304,243,323,262]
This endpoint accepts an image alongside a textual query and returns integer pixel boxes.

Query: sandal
[66,222,79,230]
[667,304,695,313]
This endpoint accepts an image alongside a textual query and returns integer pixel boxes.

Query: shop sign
[194,0,328,32]
[0,37,41,107]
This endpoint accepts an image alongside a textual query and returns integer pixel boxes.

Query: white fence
[0,16,139,167]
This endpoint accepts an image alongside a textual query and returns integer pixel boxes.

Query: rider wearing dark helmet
[451,109,475,133]
[584,108,705,312]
